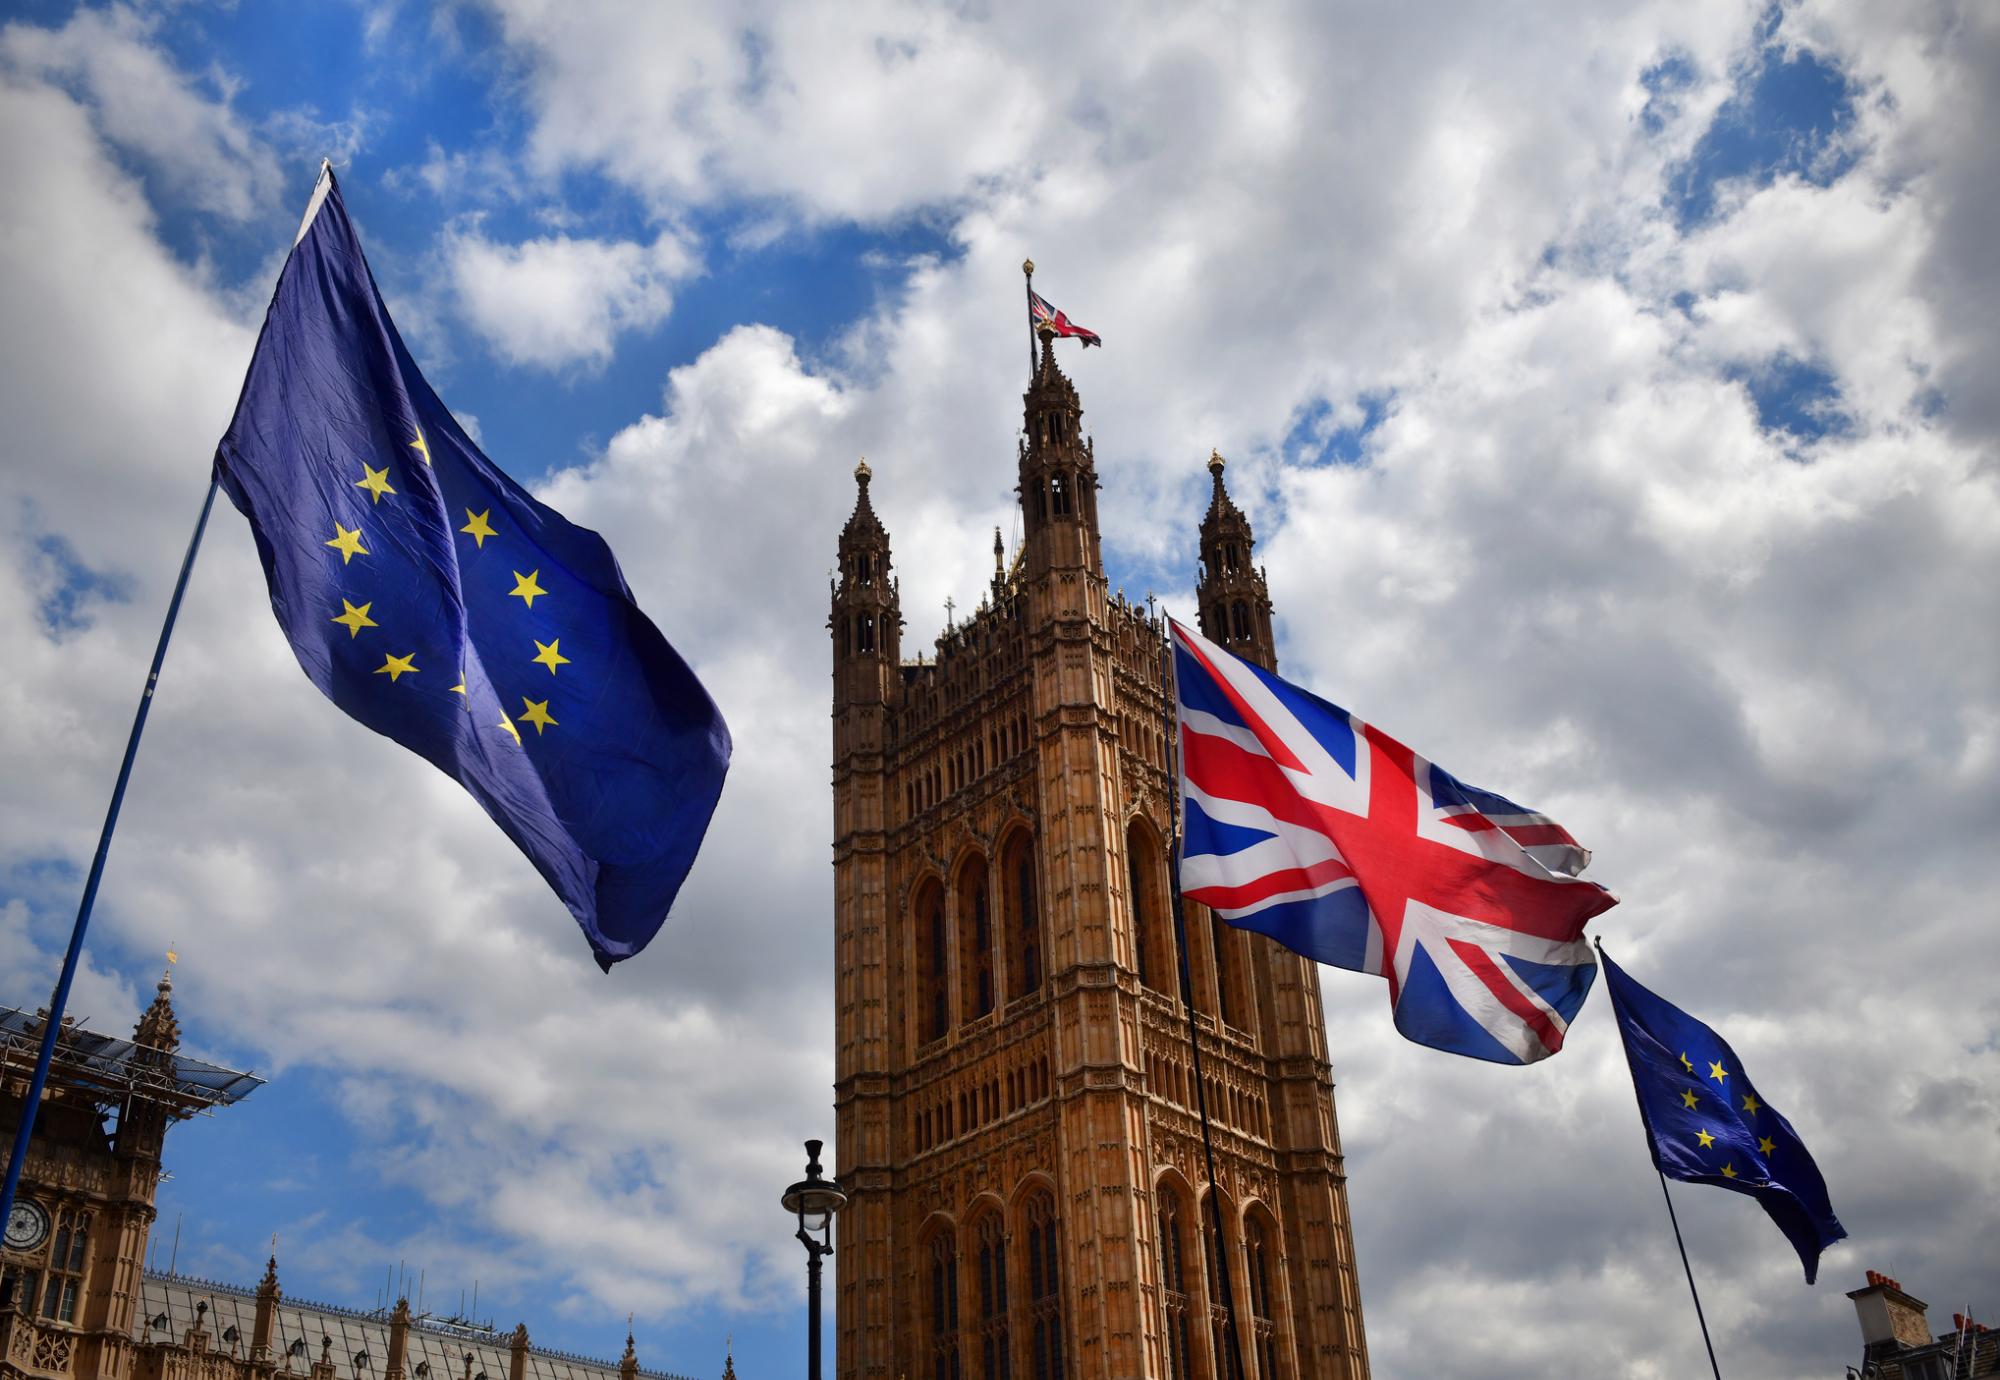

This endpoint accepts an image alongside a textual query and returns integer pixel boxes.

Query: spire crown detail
[134,966,181,1052]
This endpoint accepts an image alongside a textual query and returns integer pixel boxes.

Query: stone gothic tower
[830,327,1368,1380]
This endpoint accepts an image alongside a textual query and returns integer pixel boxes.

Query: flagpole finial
[1022,258,1034,278]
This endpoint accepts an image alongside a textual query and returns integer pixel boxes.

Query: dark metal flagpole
[1158,620,1251,1380]
[1023,258,1038,377]
[1656,1170,1724,1380]
[1598,939,1723,1380]
[0,472,222,1234]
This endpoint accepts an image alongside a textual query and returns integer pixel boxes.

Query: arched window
[916,880,948,1044]
[960,856,994,1023]
[41,1211,88,1322]
[1245,1215,1282,1380]
[1002,832,1042,1002]
[1024,1192,1064,1380]
[1204,1193,1243,1380]
[1157,1186,1198,1380]
[1209,909,1238,1029]
[973,1213,1009,1380]
[858,612,876,653]
[929,1229,963,1380]
[1050,472,1072,516]
[1230,601,1250,642]
[1126,820,1174,996]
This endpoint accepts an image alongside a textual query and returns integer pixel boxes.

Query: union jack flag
[1028,288,1102,347]
[1171,619,1617,1064]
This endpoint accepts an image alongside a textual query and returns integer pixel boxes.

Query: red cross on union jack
[1171,618,1617,1065]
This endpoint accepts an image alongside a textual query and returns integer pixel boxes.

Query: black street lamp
[782,1139,847,1380]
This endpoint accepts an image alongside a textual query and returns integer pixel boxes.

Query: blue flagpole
[0,471,221,1236]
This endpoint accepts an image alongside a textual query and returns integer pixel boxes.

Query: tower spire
[1196,449,1277,669]
[134,961,181,1054]
[1016,322,1102,582]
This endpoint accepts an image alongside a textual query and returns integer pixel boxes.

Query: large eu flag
[1602,952,1845,1282]
[215,170,730,970]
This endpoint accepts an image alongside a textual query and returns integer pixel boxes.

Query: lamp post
[782,1139,847,1380]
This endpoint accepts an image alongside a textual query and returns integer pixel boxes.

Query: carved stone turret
[1016,325,1102,581]
[831,458,902,708]
[250,1255,281,1361]
[133,968,181,1055]
[1196,449,1277,670]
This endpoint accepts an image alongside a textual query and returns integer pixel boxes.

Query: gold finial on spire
[1208,448,1226,478]
[854,456,871,484]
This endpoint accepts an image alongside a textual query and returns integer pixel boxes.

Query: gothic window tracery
[1002,832,1041,1002]
[916,880,948,1044]
[929,1229,963,1380]
[960,856,994,1023]
[1127,820,1173,997]
[1209,911,1238,1029]
[41,1210,88,1323]
[1023,1192,1064,1380]
[1245,1214,1283,1380]
[1205,1193,1242,1380]
[973,1212,1010,1380]
[1157,1187,1199,1380]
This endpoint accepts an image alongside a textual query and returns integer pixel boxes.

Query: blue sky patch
[1282,390,1393,469]
[1665,15,1860,230]
[1726,354,1853,444]
[25,524,133,639]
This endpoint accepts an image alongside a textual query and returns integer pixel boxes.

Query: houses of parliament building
[828,321,1370,1379]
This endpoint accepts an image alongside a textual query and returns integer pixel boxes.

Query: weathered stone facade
[830,329,1369,1380]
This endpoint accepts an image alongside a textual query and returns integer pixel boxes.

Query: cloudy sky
[2,1,1995,1376]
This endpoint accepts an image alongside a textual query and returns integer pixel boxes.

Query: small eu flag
[215,169,730,970]
[1601,952,1846,1282]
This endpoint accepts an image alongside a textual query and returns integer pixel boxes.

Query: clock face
[5,1199,51,1252]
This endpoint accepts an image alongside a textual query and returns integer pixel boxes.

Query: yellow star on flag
[1695,1128,1715,1149]
[509,569,547,607]
[1708,1060,1728,1084]
[355,462,396,503]
[1680,1089,1699,1109]
[374,652,418,682]
[1758,1135,1776,1156]
[410,425,433,466]
[1741,1093,1761,1115]
[497,713,522,746]
[450,680,467,696]
[1680,1052,1694,1072]
[1720,1163,1738,1179]
[324,523,369,564]
[460,509,496,548]
[532,638,570,674]
[519,697,558,735]
[331,600,377,637]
